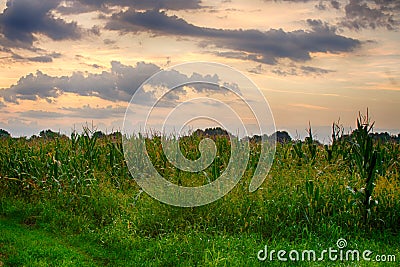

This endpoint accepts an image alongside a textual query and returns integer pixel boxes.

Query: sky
[0,0,399,141]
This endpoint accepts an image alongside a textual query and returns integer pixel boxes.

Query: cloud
[330,0,340,9]
[272,64,334,76]
[103,39,116,45]
[248,64,264,74]
[269,0,399,30]
[57,0,203,14]
[61,105,127,119]
[62,105,126,119]
[19,105,127,119]
[311,0,338,10]
[0,0,81,63]
[0,118,40,137]
[26,55,54,63]
[0,34,44,54]
[315,1,327,10]
[0,49,61,63]
[0,0,81,45]
[19,110,65,119]
[213,51,276,65]
[1,70,63,103]
[300,65,334,75]
[56,1,109,15]
[0,61,160,103]
[290,103,329,110]
[0,61,231,104]
[340,0,400,30]
[269,0,314,2]
[121,0,203,11]
[146,68,220,89]
[271,68,297,76]
[106,9,360,64]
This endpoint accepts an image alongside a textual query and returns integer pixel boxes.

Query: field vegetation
[0,113,399,266]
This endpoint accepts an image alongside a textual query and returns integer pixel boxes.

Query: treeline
[0,129,121,141]
[1,127,399,144]
[192,127,400,144]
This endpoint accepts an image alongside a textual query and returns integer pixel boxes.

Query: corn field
[0,116,399,236]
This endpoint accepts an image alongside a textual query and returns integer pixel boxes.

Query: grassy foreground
[0,118,399,266]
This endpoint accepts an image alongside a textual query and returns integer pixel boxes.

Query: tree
[39,129,61,139]
[93,130,105,139]
[272,131,292,143]
[0,129,11,138]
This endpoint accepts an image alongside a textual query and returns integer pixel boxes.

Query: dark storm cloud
[106,9,360,64]
[0,0,81,45]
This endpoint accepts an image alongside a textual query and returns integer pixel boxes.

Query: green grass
[0,120,399,266]
[0,217,97,266]
[0,213,398,266]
